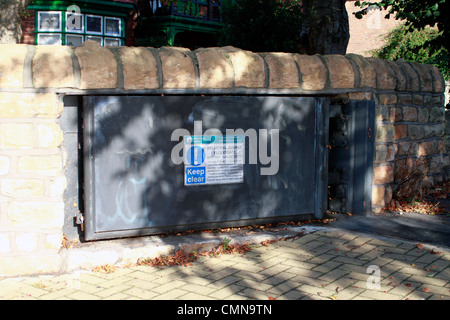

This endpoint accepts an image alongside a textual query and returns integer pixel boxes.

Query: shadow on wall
[77,95,326,241]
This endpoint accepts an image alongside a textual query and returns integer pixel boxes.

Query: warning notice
[184,135,244,186]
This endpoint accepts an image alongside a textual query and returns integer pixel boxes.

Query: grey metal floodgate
[81,96,329,240]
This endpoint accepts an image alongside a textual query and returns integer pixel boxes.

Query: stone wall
[0,41,447,276]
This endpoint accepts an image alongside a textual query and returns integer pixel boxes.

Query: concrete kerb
[58,225,325,274]
[57,222,449,277]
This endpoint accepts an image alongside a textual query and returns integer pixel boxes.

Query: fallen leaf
[416,243,425,250]
[268,296,276,300]
[422,287,431,293]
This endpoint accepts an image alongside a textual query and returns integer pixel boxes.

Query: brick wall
[346,0,403,56]
[20,10,35,45]
[0,41,447,276]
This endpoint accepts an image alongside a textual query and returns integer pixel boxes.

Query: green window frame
[35,10,125,46]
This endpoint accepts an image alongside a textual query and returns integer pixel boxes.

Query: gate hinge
[75,212,85,232]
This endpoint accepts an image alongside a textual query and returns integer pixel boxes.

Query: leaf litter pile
[136,237,254,268]
[384,181,449,215]
[91,219,330,272]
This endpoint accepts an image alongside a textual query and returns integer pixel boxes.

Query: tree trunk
[0,0,32,44]
[299,0,349,55]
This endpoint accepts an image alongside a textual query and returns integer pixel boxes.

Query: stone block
[402,107,417,122]
[8,201,64,229]
[394,124,407,140]
[417,108,429,122]
[33,46,74,88]
[0,254,61,276]
[397,61,420,92]
[159,47,196,89]
[418,140,437,156]
[429,155,445,174]
[0,233,11,254]
[227,49,265,88]
[44,233,63,251]
[378,93,397,105]
[0,156,10,175]
[15,232,39,252]
[375,106,389,121]
[385,60,406,91]
[408,125,425,140]
[429,107,444,122]
[395,158,414,181]
[0,123,34,149]
[0,44,28,88]
[0,92,61,118]
[323,55,354,89]
[372,185,385,207]
[373,165,394,184]
[390,107,402,122]
[430,65,445,93]
[385,185,393,205]
[17,155,63,176]
[75,41,117,89]
[1,179,45,199]
[367,58,396,90]
[376,124,394,142]
[410,62,433,92]
[398,94,413,105]
[423,123,444,139]
[346,53,376,88]
[196,48,233,89]
[396,140,418,156]
[37,123,63,148]
[264,52,299,89]
[292,54,327,91]
[375,144,396,163]
[413,94,423,105]
[120,47,159,90]
[47,176,67,197]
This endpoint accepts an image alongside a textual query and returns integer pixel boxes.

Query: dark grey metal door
[83,96,328,240]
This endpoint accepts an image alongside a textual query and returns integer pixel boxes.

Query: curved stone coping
[0,41,445,94]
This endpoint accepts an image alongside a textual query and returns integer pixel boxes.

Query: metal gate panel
[83,96,328,240]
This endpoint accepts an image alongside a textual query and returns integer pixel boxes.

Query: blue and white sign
[185,167,206,185]
[186,146,205,166]
[184,135,244,186]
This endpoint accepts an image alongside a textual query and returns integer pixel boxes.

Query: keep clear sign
[184,135,244,186]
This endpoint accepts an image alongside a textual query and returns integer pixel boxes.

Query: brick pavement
[1,228,449,300]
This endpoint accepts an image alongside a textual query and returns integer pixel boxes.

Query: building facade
[19,0,229,49]
[20,0,137,46]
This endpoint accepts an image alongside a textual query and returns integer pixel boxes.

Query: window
[38,11,61,32]
[86,15,103,35]
[85,35,103,46]
[105,38,121,46]
[38,34,61,45]
[66,12,84,33]
[66,34,83,47]
[36,11,124,47]
[105,17,121,36]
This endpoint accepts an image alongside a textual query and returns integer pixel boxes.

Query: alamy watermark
[66,5,83,31]
[366,265,381,290]
[170,121,280,176]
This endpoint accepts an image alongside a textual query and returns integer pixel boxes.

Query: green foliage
[218,0,304,52]
[371,24,449,80]
[354,0,448,50]
[354,0,445,27]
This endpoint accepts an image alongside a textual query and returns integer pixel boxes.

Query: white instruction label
[184,135,244,186]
